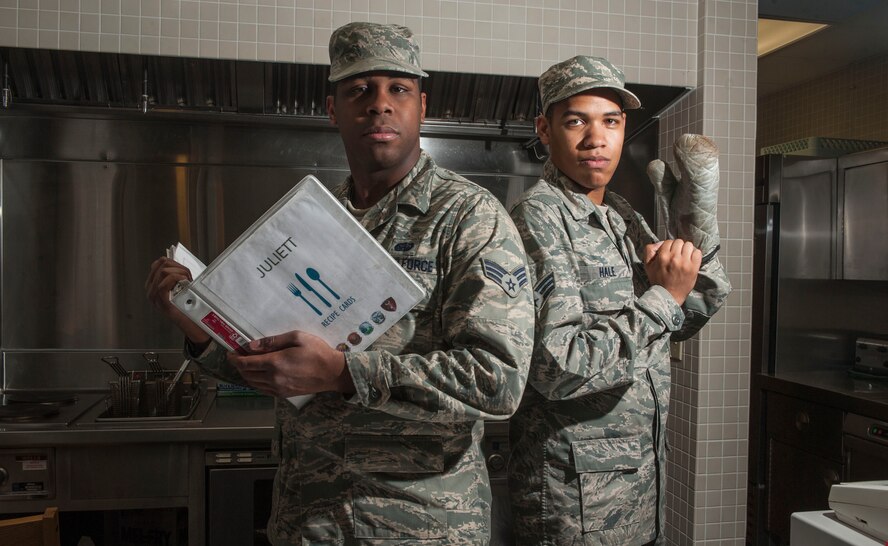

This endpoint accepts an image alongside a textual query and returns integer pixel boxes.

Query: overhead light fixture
[758,18,829,57]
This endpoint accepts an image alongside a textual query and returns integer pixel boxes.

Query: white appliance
[828,480,888,541]
[791,512,881,546]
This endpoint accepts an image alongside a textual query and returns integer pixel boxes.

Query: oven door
[206,450,278,546]
[843,413,888,482]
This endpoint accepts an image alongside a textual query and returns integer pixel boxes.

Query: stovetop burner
[2,392,79,405]
[0,392,106,429]
[0,402,61,421]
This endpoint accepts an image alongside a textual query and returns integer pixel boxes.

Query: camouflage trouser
[508,364,669,546]
[266,452,494,546]
[265,398,496,545]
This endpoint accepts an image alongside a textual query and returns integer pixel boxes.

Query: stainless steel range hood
[0,47,688,139]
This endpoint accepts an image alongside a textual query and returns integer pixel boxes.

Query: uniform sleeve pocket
[572,436,644,535]
[346,435,447,539]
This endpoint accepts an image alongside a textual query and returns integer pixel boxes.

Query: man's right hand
[145,257,211,346]
[643,239,701,306]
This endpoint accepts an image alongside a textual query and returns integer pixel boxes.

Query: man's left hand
[228,331,355,397]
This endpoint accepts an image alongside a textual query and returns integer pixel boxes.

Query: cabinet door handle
[794,410,811,431]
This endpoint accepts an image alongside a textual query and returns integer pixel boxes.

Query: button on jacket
[195,151,534,545]
[508,159,731,545]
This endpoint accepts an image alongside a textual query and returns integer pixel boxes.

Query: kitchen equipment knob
[794,410,810,431]
[487,453,506,472]
[0,466,8,486]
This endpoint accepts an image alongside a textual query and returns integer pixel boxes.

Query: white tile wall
[0,0,699,87]
[658,1,756,544]
[0,1,757,544]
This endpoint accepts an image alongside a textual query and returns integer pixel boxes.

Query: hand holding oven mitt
[646,134,721,263]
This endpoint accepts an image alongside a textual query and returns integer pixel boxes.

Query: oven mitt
[646,134,721,262]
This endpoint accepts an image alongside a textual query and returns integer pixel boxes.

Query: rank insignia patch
[533,272,555,307]
[481,259,527,298]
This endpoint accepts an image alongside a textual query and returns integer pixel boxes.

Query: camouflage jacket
[507,160,731,545]
[194,151,534,545]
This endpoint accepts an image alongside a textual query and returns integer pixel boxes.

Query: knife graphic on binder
[295,272,331,308]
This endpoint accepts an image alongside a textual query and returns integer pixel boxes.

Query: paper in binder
[168,175,425,409]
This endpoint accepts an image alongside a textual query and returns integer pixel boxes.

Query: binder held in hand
[168,175,425,408]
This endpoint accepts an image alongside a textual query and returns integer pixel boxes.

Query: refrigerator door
[839,147,888,280]
[775,156,838,280]
[754,155,847,375]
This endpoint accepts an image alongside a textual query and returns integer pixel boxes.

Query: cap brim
[328,58,429,82]
[544,84,641,113]
[615,88,641,110]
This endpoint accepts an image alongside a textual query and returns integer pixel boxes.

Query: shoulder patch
[481,258,528,298]
[533,272,555,307]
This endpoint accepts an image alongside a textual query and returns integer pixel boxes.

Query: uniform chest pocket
[345,434,447,540]
[578,274,634,313]
[572,436,646,536]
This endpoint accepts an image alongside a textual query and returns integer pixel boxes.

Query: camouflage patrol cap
[328,22,429,82]
[538,55,641,114]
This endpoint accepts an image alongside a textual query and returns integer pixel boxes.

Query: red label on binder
[202,311,249,354]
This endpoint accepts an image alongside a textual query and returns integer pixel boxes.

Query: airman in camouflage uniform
[507,55,732,545]
[147,22,533,545]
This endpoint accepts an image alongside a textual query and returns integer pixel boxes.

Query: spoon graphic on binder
[306,268,340,300]
[295,272,331,308]
[287,283,321,316]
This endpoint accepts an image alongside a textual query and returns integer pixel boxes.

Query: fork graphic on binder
[287,282,322,316]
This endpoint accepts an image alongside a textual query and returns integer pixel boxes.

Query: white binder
[169,175,425,408]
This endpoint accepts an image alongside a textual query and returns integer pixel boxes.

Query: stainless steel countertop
[0,389,276,447]
[0,387,514,448]
[757,369,888,421]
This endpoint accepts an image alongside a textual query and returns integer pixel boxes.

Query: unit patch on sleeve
[533,271,555,307]
[481,258,527,298]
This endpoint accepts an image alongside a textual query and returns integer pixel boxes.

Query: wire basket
[106,370,200,419]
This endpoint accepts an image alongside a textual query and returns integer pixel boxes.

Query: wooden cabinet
[764,392,844,545]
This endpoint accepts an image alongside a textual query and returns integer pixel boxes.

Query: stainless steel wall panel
[2,160,195,350]
[0,114,195,164]
[421,137,540,179]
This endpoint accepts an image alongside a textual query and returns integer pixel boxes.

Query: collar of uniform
[390,149,435,215]
[601,190,636,233]
[542,158,601,222]
[542,160,637,234]
[335,150,435,227]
